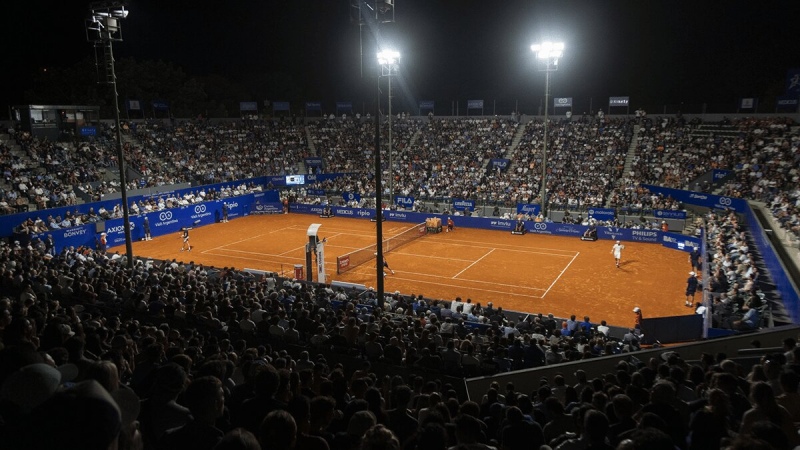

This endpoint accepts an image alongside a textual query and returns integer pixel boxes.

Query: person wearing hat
[686,271,699,307]
[632,307,643,328]
[611,240,625,268]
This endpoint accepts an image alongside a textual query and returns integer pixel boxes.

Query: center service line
[452,248,495,279]
[542,251,580,298]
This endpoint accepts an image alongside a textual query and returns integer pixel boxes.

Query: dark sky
[4,0,798,113]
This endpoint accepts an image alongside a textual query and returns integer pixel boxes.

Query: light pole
[378,49,400,204]
[87,2,134,269]
[531,41,563,218]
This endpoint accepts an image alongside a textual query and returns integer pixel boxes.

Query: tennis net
[336,222,427,274]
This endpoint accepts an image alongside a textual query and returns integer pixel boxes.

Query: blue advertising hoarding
[419,100,434,110]
[273,102,290,111]
[305,158,324,168]
[587,207,616,221]
[80,126,97,137]
[467,100,484,109]
[641,184,749,213]
[342,192,361,203]
[490,159,510,171]
[712,169,732,183]
[394,196,415,208]
[307,189,326,196]
[654,210,687,220]
[515,203,541,216]
[452,199,475,211]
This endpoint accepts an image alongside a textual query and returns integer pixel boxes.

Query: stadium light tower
[86,1,134,269]
[531,41,563,217]
[378,49,400,203]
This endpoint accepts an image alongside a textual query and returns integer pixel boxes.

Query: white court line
[443,236,577,255]
[367,273,545,298]
[347,266,546,292]
[203,250,304,264]
[393,246,575,259]
[542,251,580,298]
[453,248,495,278]
[200,226,294,254]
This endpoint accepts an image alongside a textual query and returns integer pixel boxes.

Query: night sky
[3,0,798,114]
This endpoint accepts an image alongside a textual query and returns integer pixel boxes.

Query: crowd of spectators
[2,236,800,449]
[702,210,767,330]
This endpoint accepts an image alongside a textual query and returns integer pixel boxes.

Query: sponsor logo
[453,200,474,209]
[63,228,87,238]
[718,197,732,206]
[338,209,354,216]
[226,202,239,209]
[662,235,678,244]
[310,207,323,214]
[533,223,548,230]
[655,210,662,216]
[689,193,708,200]
[518,204,538,213]
[194,205,207,214]
[553,225,581,234]
[357,210,372,217]
[338,257,350,269]
[393,212,407,219]
[396,197,414,205]
[107,223,134,234]
[556,98,569,104]
[159,211,173,221]
[588,209,594,215]
[632,230,659,238]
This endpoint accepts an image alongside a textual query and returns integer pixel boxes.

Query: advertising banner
[273,102,290,111]
[587,207,616,221]
[335,102,353,113]
[80,127,97,137]
[239,102,258,111]
[553,97,573,108]
[776,95,799,107]
[305,102,322,111]
[609,96,629,106]
[641,184,749,213]
[394,196,415,208]
[654,210,687,220]
[490,159,510,170]
[467,100,484,109]
[304,158,324,168]
[712,169,732,183]
[152,100,170,111]
[342,192,361,203]
[306,189,326,197]
[452,199,475,211]
[419,100,434,110]
[515,203,541,216]
[126,100,141,111]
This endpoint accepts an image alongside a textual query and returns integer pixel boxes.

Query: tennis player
[375,252,395,276]
[447,217,454,233]
[180,227,192,252]
[611,240,625,268]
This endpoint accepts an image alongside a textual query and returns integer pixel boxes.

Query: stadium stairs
[501,123,531,175]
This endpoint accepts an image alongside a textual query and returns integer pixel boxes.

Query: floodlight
[531,42,564,59]
[377,49,400,66]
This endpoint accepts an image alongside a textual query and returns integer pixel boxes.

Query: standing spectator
[685,272,699,307]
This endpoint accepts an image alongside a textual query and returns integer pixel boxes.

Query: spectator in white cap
[686,271,699,307]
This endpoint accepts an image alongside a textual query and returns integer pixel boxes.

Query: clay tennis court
[113,214,694,327]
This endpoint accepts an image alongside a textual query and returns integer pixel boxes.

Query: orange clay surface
[111,214,694,327]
